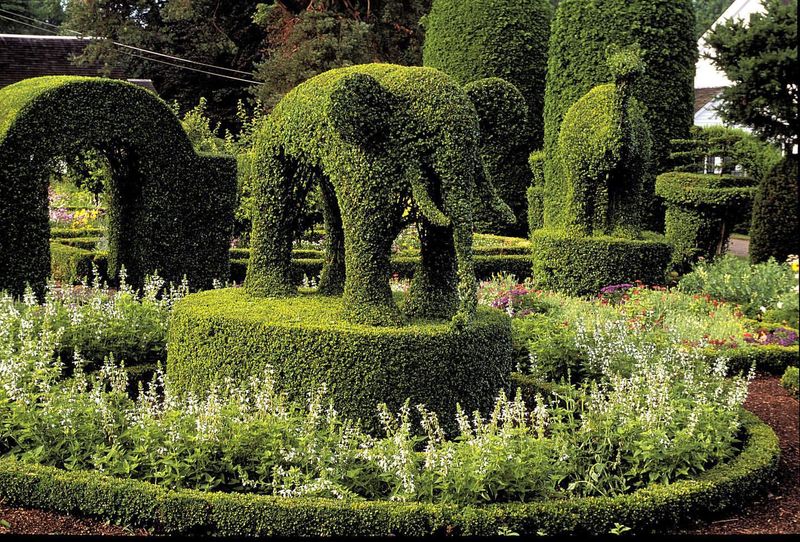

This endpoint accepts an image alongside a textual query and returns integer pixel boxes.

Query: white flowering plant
[0,288,751,505]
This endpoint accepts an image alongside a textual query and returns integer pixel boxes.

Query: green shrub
[0,76,237,295]
[166,288,514,433]
[0,411,779,536]
[527,151,545,232]
[50,227,104,239]
[678,254,797,323]
[750,156,799,263]
[543,0,696,198]
[781,366,799,396]
[669,126,782,181]
[49,242,108,285]
[656,173,757,269]
[464,78,533,236]
[530,230,671,296]
[422,0,552,150]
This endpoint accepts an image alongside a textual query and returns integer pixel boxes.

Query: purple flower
[600,283,634,295]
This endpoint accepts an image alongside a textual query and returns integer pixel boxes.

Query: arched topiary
[543,0,696,226]
[0,77,237,295]
[464,78,531,236]
[422,0,552,149]
[750,156,800,263]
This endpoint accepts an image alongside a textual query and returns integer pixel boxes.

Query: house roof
[0,34,156,92]
[695,87,724,113]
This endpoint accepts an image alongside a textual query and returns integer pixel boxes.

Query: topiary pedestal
[166,288,513,433]
[530,229,672,296]
[656,172,756,271]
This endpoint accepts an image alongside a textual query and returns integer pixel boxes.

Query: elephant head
[247,65,514,327]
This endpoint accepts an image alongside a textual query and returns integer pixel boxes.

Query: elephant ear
[329,73,393,147]
[464,77,528,149]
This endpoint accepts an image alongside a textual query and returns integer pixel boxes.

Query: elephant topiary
[246,63,514,327]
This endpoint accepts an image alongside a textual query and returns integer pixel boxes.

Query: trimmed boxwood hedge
[422,0,552,150]
[530,230,672,296]
[656,172,757,270]
[750,156,799,264]
[0,411,778,535]
[706,345,799,376]
[50,242,108,285]
[229,254,535,286]
[166,288,514,433]
[0,76,236,295]
[50,227,104,239]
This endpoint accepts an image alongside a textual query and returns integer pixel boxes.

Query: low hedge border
[707,345,799,375]
[52,237,101,251]
[50,242,108,285]
[0,411,778,536]
[50,227,104,239]
[230,254,534,285]
[530,229,672,296]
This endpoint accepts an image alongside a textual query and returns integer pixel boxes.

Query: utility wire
[0,8,261,84]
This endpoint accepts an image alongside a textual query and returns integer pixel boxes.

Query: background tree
[694,0,734,38]
[704,0,798,152]
[63,0,267,129]
[0,0,64,33]
[251,1,430,109]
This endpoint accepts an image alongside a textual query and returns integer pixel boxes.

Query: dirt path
[677,374,800,535]
[1,374,798,535]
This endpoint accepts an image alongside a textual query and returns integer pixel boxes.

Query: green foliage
[0,0,64,33]
[49,242,108,286]
[0,76,237,295]
[657,173,757,270]
[527,151,546,232]
[530,230,671,296]
[64,0,267,129]
[543,0,696,207]
[669,126,782,181]
[246,64,512,326]
[0,413,779,535]
[781,366,799,397]
[704,0,799,150]
[422,0,552,151]
[750,156,799,264]
[694,0,734,38]
[678,254,799,326]
[166,288,513,433]
[464,78,532,236]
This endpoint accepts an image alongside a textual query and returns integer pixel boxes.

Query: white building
[693,0,766,127]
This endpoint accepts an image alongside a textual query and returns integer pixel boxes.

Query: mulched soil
[676,374,800,535]
[0,374,797,536]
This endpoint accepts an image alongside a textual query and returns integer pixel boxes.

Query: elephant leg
[317,178,345,296]
[339,185,404,327]
[246,148,312,297]
[405,219,458,320]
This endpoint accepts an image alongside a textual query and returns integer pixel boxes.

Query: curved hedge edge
[704,345,800,376]
[0,411,779,536]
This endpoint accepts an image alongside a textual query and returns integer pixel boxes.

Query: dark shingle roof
[695,87,724,113]
[0,34,156,92]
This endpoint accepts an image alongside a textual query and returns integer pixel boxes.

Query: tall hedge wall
[542,0,696,226]
[0,76,237,295]
[422,0,552,150]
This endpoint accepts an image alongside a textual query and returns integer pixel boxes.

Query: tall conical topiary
[423,0,552,149]
[749,155,799,263]
[542,0,696,227]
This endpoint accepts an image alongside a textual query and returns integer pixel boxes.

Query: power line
[0,8,262,84]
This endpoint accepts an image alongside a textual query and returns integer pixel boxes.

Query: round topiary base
[530,229,672,295]
[166,288,513,433]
